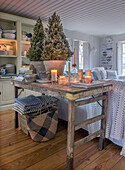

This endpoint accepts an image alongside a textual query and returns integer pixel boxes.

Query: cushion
[93,70,102,80]
[93,67,105,72]
[118,75,125,80]
[107,70,117,79]
[100,70,107,79]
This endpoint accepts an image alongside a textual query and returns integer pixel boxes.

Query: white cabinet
[0,80,15,105]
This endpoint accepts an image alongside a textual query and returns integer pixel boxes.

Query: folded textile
[37,95,58,106]
[13,95,58,115]
[14,95,41,109]
[13,103,39,115]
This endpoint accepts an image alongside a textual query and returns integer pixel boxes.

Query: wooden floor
[0,110,125,170]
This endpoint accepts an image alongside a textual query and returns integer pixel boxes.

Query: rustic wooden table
[12,80,112,170]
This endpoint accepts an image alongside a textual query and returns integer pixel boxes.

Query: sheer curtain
[117,41,122,75]
[64,40,90,72]
[83,42,90,71]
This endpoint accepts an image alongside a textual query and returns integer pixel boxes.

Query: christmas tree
[27,17,45,61]
[41,12,72,60]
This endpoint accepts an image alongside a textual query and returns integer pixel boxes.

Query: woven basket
[19,107,58,142]
[19,112,40,135]
[19,114,29,135]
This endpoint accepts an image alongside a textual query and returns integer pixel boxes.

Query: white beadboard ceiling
[0,0,125,36]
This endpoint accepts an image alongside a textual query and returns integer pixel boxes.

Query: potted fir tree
[41,12,72,75]
[27,17,45,75]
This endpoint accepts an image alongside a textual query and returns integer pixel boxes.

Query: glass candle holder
[58,75,66,85]
[78,69,83,81]
[85,70,91,83]
[71,65,78,83]
[51,69,57,82]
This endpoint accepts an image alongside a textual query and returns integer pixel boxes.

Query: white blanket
[105,81,125,156]
[84,81,125,156]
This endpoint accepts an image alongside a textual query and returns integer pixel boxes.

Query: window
[79,42,83,69]
[122,43,125,75]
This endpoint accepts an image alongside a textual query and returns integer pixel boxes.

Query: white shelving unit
[0,12,36,73]
[0,13,43,111]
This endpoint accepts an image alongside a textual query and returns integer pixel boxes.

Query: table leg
[99,92,108,150]
[66,100,75,170]
[15,86,18,128]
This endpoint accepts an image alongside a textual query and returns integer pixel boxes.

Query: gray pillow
[93,70,102,80]
[100,70,107,79]
[107,70,117,79]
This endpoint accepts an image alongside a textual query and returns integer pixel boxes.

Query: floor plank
[0,110,124,170]
[111,157,125,170]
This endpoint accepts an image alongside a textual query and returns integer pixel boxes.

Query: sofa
[92,67,125,81]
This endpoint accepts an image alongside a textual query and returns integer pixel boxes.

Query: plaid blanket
[27,108,58,142]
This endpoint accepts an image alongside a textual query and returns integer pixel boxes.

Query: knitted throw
[106,81,125,156]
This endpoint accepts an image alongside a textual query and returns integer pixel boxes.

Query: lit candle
[51,70,57,82]
[68,61,70,82]
[58,75,66,85]
[73,79,78,83]
[24,50,27,56]
[74,48,75,65]
[6,45,10,55]
[6,45,10,51]
[78,69,83,81]
[85,70,91,84]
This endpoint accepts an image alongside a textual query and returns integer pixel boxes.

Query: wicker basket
[19,112,39,135]
[19,114,29,135]
[19,107,58,142]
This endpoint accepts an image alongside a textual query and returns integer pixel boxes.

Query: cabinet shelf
[0,55,17,57]
[0,38,17,42]
[21,55,28,57]
[21,41,31,44]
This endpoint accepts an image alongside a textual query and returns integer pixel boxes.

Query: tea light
[85,70,91,83]
[58,75,66,85]
[78,69,83,81]
[51,69,57,82]
[73,78,78,83]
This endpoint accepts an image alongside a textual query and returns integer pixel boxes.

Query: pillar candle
[51,70,57,82]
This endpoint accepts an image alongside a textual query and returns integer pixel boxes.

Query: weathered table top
[12,80,112,100]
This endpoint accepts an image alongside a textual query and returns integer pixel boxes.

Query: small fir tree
[27,17,45,61]
[41,12,72,60]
